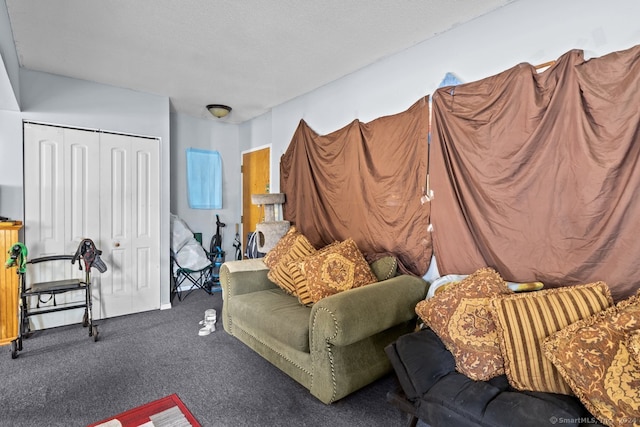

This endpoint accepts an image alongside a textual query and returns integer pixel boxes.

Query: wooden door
[242,147,270,256]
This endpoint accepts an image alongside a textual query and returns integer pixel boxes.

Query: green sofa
[220,258,428,404]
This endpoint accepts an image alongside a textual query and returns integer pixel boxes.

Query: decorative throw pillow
[415,267,512,381]
[265,227,316,294]
[263,226,311,269]
[425,274,468,299]
[626,330,640,365]
[292,248,392,306]
[293,239,377,304]
[290,242,340,306]
[491,282,613,395]
[542,293,640,426]
[290,260,312,305]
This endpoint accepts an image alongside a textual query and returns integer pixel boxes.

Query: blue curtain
[186,148,222,209]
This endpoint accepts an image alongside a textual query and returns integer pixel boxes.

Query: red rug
[88,393,201,427]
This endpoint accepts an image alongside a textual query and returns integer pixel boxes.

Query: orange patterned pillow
[263,226,311,269]
[265,227,316,294]
[295,239,377,304]
[415,267,512,381]
[626,330,640,365]
[542,293,640,426]
[290,242,339,306]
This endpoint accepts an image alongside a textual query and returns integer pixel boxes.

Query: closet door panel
[99,134,133,317]
[24,124,100,329]
[62,128,102,322]
[131,139,160,308]
[24,124,65,256]
[66,129,101,251]
[99,133,160,318]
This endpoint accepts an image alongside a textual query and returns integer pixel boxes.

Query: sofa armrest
[310,275,428,348]
[219,259,277,297]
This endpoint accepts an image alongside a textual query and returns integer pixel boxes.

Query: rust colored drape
[431,45,640,302]
[281,97,431,276]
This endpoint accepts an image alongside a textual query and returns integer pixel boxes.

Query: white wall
[235,0,640,278]
[0,0,19,110]
[239,111,272,154]
[0,109,22,219]
[260,0,640,195]
[170,112,241,256]
[0,0,21,219]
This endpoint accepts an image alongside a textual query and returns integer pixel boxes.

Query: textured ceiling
[6,0,513,123]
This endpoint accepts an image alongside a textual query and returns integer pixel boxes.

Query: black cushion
[385,328,455,400]
[386,328,606,427]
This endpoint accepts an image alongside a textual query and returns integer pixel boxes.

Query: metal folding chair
[169,215,225,302]
[170,248,217,302]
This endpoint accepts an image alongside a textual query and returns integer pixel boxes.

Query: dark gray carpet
[0,290,407,426]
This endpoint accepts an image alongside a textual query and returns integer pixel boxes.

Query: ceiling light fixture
[206,104,232,119]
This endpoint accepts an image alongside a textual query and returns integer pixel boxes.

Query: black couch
[385,328,606,427]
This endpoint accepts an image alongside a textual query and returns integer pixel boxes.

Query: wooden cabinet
[0,222,22,347]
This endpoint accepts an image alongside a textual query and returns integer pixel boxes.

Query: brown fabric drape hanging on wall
[431,44,640,302]
[281,97,431,276]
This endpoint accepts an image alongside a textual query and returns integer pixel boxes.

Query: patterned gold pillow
[263,226,309,269]
[491,282,613,395]
[295,239,377,304]
[289,260,311,305]
[415,267,512,381]
[626,330,640,365]
[265,227,316,294]
[542,293,640,426]
[290,242,339,306]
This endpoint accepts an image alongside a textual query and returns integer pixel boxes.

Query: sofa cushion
[385,328,457,400]
[420,373,593,427]
[386,328,605,427]
[542,292,640,426]
[415,267,512,381]
[491,282,613,395]
[230,288,312,353]
[294,239,378,305]
[265,227,316,295]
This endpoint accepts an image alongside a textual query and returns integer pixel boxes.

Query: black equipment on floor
[233,223,242,260]
[207,215,226,288]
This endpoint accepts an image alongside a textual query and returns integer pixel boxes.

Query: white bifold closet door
[24,123,160,329]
